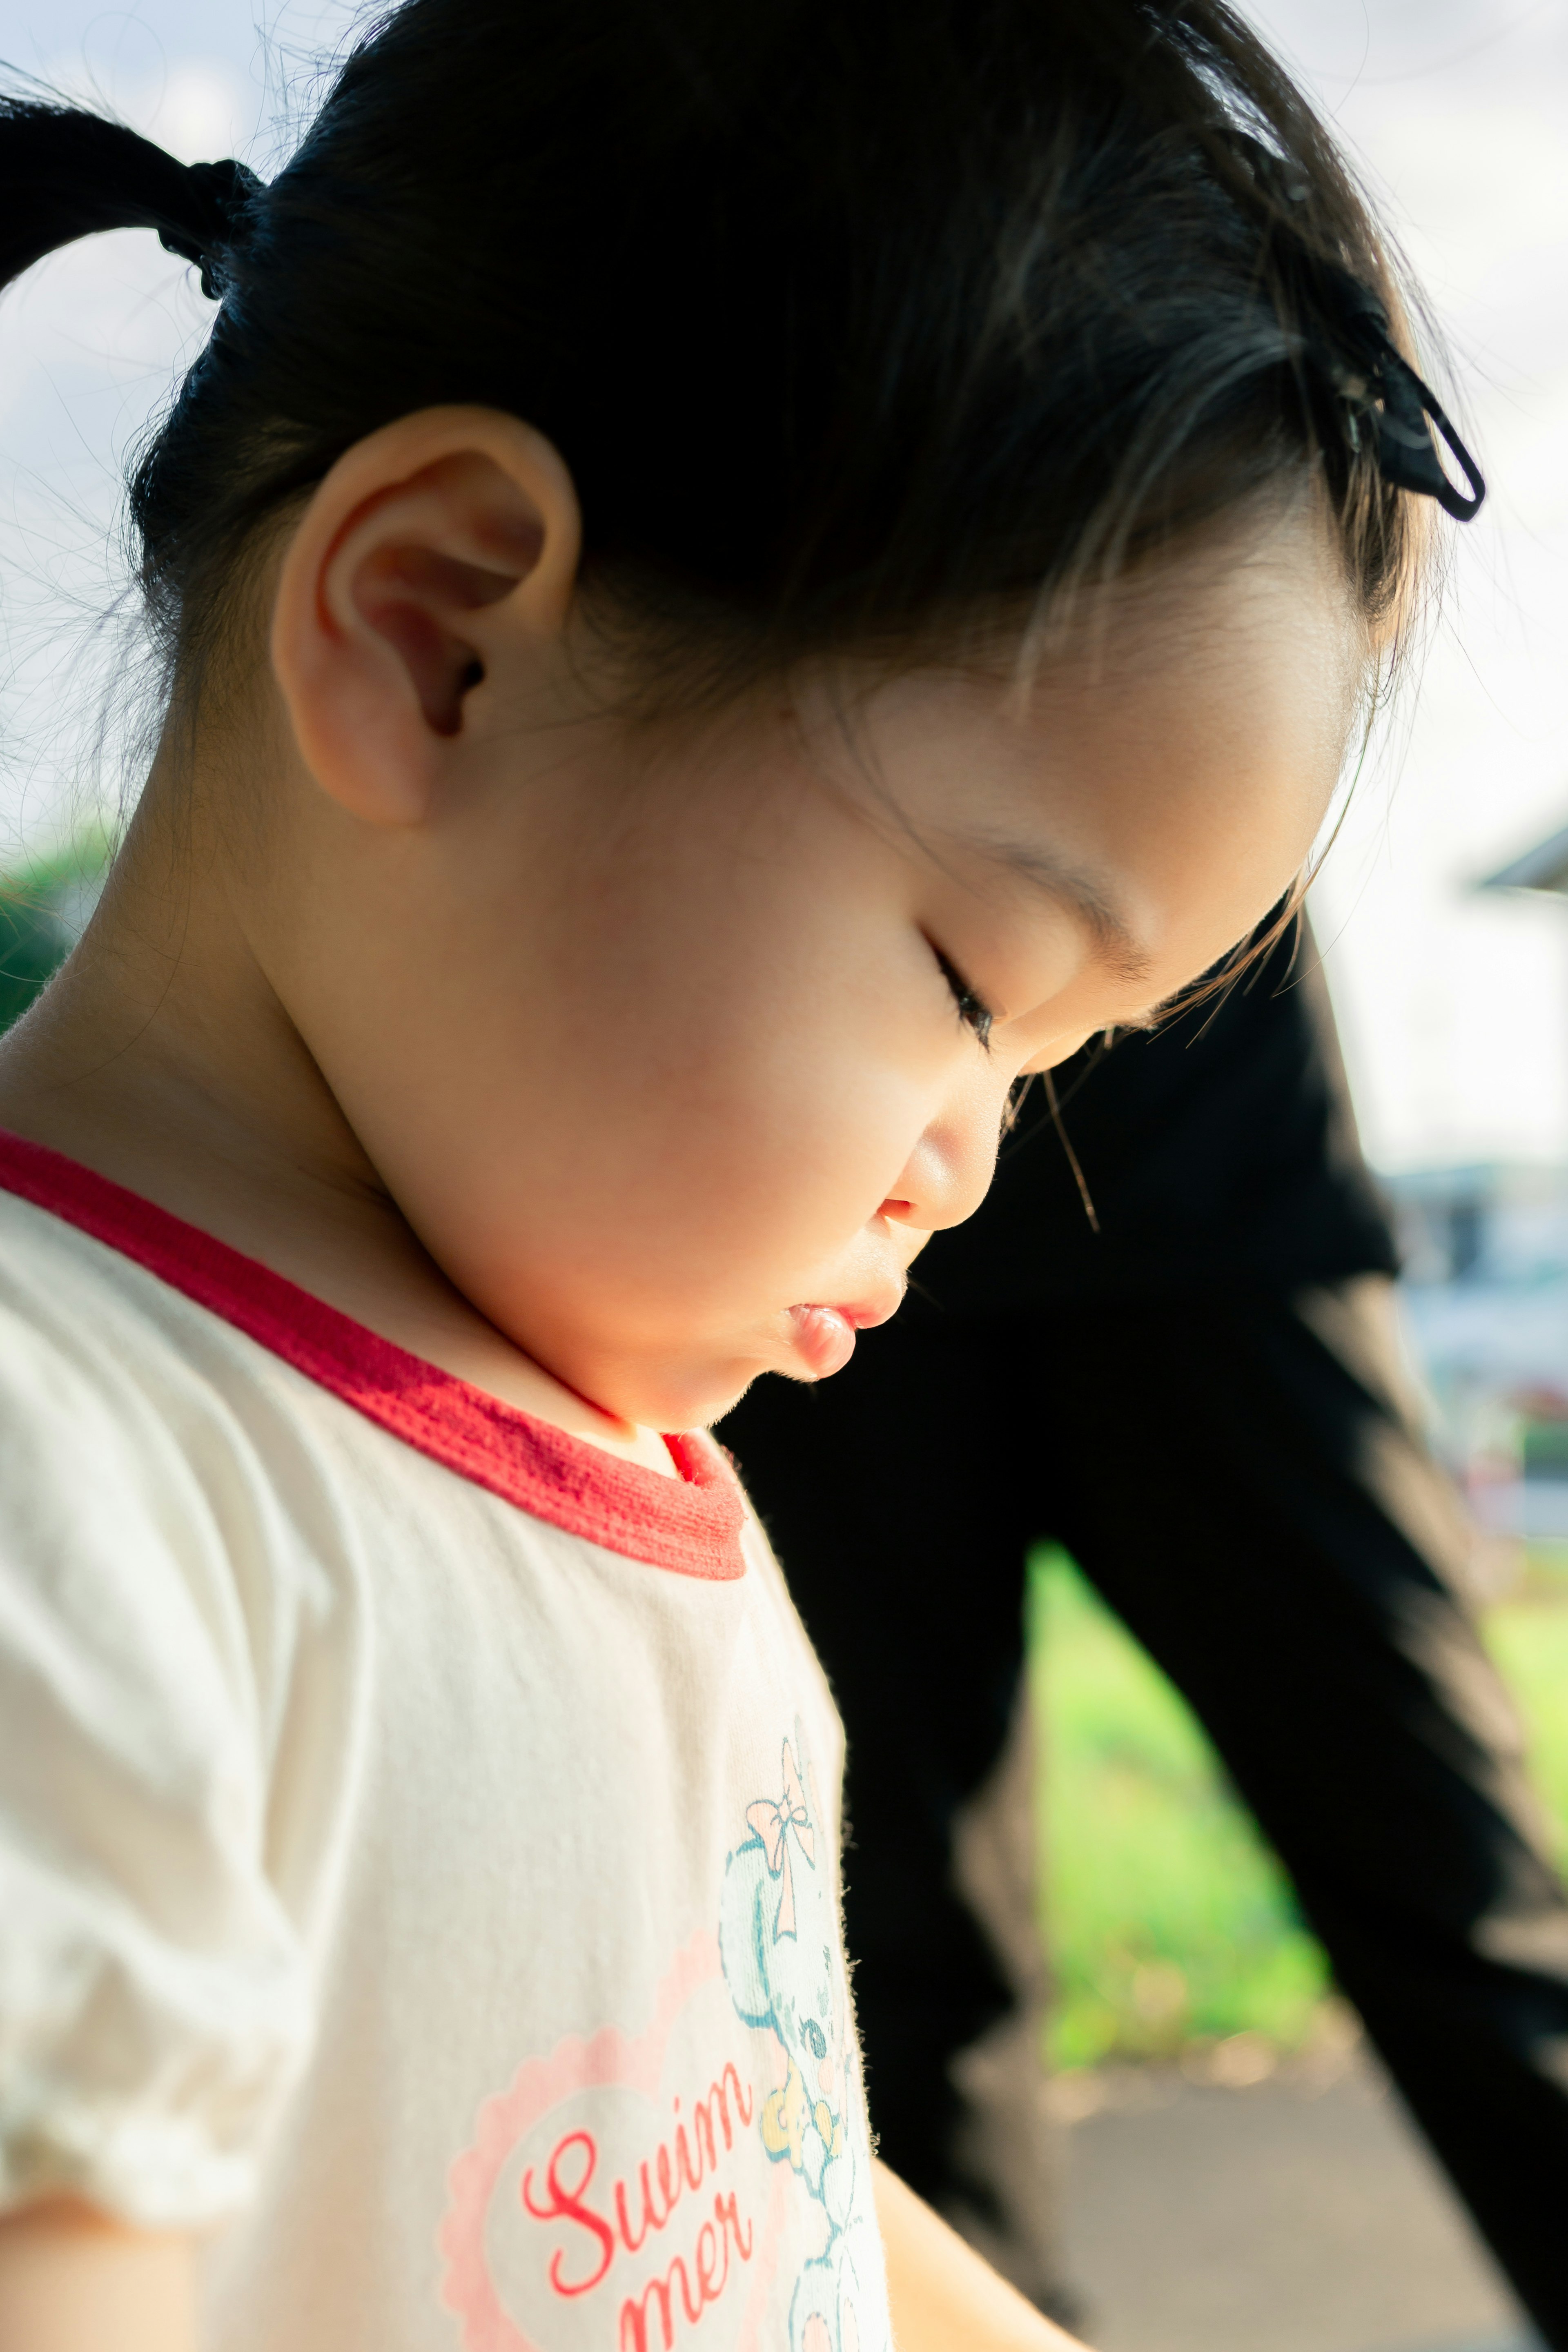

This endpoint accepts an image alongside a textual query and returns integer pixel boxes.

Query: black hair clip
[1229,136,1484,523]
[1329,280,1485,523]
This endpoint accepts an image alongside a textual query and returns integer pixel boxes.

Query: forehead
[822,494,1361,797]
[829,506,1363,972]
[1022,494,1365,705]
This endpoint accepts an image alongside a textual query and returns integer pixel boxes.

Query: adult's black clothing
[722,926,1568,2349]
[929,918,1396,1306]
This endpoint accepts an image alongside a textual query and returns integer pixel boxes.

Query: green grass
[1482,1554,1568,1872]
[0,829,111,1031]
[1029,1542,1568,2069]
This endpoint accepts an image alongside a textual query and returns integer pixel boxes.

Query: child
[0,4,1480,2348]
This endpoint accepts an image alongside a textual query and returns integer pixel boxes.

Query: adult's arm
[1056,1276,1568,2348]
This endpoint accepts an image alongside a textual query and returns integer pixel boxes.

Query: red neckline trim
[0,1131,747,1581]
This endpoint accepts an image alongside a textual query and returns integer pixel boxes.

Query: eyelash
[933,946,996,1051]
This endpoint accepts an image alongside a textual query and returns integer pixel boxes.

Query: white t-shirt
[0,1131,892,2352]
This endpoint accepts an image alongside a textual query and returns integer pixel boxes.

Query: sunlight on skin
[873,2162,1088,2351]
[0,2202,194,2352]
[0,412,1361,1458]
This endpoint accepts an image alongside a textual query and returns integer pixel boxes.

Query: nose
[878,1063,1009,1236]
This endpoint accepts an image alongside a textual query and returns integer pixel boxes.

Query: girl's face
[266,485,1360,1434]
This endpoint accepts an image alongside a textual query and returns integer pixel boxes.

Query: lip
[783,1282,906,1381]
[841,1288,904,1332]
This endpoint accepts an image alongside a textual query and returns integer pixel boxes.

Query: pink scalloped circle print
[440,1931,791,2352]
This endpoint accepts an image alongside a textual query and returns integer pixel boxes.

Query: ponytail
[0,98,258,300]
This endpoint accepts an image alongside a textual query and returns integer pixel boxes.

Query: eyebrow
[958,833,1156,988]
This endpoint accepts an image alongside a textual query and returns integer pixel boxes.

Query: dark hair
[1,0,1440,708]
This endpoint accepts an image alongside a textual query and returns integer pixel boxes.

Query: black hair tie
[1328,279,1484,523]
[158,156,263,299]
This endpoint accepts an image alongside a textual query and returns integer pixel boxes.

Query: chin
[706,1367,781,1428]
[638,1351,780,1435]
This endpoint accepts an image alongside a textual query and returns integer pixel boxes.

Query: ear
[270,406,582,824]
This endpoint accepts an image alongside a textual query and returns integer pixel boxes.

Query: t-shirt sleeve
[0,1306,313,2230]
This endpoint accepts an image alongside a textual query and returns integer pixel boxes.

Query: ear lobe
[270,412,581,825]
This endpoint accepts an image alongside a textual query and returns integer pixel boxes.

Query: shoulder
[0,1187,343,1736]
[0,1175,247,1385]
[0,1177,370,1483]
[0,1191,318,2227]
[0,1186,285,1537]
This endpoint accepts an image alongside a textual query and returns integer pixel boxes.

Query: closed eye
[931,944,995,1051]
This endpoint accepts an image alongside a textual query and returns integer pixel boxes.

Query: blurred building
[1392,1162,1568,1541]
[1485,823,1568,902]
[1388,818,1568,1544]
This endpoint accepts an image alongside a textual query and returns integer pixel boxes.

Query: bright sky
[0,0,1565,1175]
[1245,0,1568,1174]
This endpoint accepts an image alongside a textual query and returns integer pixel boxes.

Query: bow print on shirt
[745,1740,817,1940]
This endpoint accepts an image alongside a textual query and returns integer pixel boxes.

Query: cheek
[599,998,923,1285]
[494,864,929,1291]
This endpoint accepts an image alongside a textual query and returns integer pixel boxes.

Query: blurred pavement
[1056,2044,1542,2352]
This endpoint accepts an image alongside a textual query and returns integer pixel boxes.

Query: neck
[0,761,674,1471]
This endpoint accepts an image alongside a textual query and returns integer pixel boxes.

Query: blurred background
[0,1,1565,2347]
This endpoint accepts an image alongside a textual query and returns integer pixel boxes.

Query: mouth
[784,1287,904,1381]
